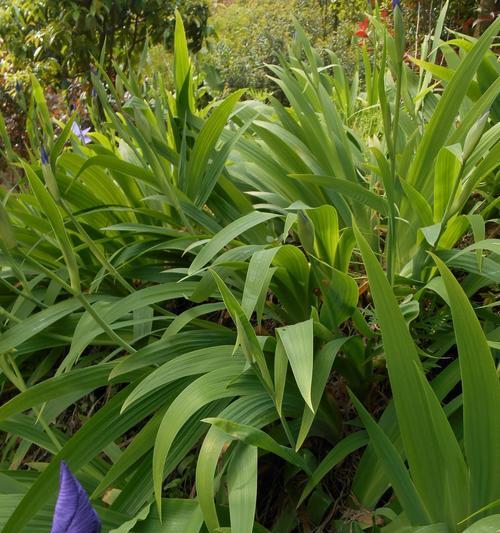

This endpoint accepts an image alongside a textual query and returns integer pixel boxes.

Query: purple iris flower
[392,0,401,8]
[71,122,92,144]
[51,462,101,533]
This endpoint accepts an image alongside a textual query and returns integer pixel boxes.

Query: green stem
[387,63,403,285]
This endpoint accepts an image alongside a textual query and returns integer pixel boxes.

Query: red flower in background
[355,17,370,38]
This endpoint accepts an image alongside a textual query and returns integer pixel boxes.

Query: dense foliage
[201,0,479,94]
[0,0,209,91]
[201,0,366,94]
[0,4,499,533]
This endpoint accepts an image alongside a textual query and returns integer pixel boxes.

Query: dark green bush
[0,0,210,92]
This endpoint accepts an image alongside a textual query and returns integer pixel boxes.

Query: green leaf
[305,205,339,266]
[76,155,158,188]
[186,90,245,206]
[122,345,239,412]
[290,174,388,215]
[273,337,288,417]
[354,225,467,527]
[227,443,258,533]
[433,145,462,222]
[152,363,245,514]
[463,516,500,533]
[296,337,349,450]
[203,418,309,472]
[276,319,314,411]
[0,364,115,421]
[23,163,80,289]
[196,394,279,531]
[349,391,431,526]
[297,431,368,506]
[174,10,194,113]
[432,255,500,513]
[241,248,280,319]
[188,211,279,275]
[211,270,274,391]
[0,298,83,354]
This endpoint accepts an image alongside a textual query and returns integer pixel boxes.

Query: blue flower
[41,145,49,165]
[51,462,101,533]
[392,0,401,8]
[71,122,92,144]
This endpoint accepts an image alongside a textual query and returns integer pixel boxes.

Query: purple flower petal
[71,121,92,144]
[51,462,101,533]
[392,0,401,8]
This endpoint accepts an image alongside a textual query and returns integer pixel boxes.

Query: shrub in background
[201,0,479,95]
[0,0,210,93]
[200,0,366,94]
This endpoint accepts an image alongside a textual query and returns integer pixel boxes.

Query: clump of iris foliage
[0,3,499,532]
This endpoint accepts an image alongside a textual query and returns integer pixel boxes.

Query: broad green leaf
[23,163,80,289]
[273,337,288,417]
[163,303,226,337]
[276,319,314,411]
[0,364,115,421]
[433,145,462,222]
[227,443,258,533]
[241,247,280,319]
[174,10,192,111]
[76,155,158,188]
[186,90,245,206]
[122,345,239,411]
[196,394,279,532]
[0,298,83,354]
[296,337,349,450]
[306,205,339,266]
[153,363,245,514]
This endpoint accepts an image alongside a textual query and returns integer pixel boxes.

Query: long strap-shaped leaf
[432,255,500,516]
[227,442,258,533]
[354,225,468,527]
[188,211,279,275]
[349,391,431,526]
[152,363,246,516]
